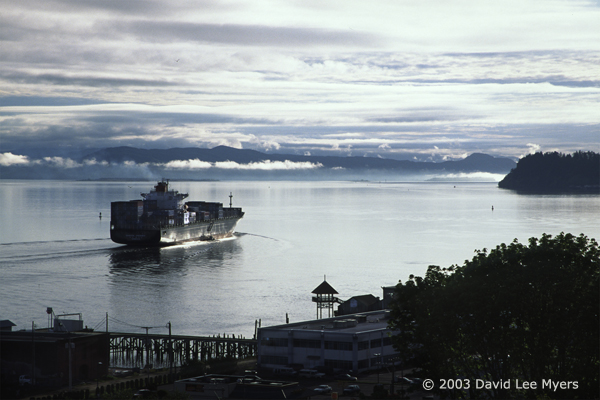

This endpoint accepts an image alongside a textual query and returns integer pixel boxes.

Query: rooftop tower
[311,276,340,319]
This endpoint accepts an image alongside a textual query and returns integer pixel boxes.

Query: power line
[107,316,164,330]
[92,319,105,331]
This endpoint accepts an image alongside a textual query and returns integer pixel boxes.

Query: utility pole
[168,322,173,377]
[67,332,73,390]
[31,322,36,386]
[141,326,153,380]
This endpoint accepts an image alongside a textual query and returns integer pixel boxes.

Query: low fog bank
[0,160,506,182]
[0,147,512,182]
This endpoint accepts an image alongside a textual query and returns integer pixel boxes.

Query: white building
[257,310,400,374]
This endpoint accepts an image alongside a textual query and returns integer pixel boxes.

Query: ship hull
[110,216,243,246]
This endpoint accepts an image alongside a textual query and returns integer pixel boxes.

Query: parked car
[395,376,413,385]
[19,375,31,386]
[273,367,297,377]
[299,369,319,378]
[335,373,357,381]
[132,389,155,398]
[410,377,423,386]
[241,375,263,383]
[314,385,332,394]
[343,384,361,395]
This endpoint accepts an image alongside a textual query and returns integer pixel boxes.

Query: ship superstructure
[110,180,244,245]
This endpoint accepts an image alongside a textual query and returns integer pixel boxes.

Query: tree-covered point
[388,233,599,399]
[498,151,599,193]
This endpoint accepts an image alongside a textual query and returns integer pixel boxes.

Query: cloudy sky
[1,0,599,166]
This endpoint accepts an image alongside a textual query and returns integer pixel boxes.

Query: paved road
[18,367,436,399]
[16,370,172,400]
[303,368,434,399]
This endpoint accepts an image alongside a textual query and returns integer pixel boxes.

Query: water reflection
[104,236,246,335]
[108,246,163,274]
[107,236,243,277]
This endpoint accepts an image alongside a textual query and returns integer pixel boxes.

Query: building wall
[54,334,110,385]
[337,296,380,316]
[258,316,400,374]
[0,332,109,387]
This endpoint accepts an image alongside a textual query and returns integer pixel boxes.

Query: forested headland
[388,233,599,399]
[498,151,599,193]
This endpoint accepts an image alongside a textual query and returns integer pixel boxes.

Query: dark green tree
[388,233,599,399]
[498,151,600,192]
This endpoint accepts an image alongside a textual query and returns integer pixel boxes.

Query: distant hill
[82,146,516,174]
[498,151,600,193]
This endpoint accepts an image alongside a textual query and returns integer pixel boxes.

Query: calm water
[0,180,598,338]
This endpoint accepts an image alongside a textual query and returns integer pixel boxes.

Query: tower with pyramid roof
[311,276,340,319]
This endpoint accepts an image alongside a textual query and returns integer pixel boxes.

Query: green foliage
[165,390,190,399]
[498,151,600,192]
[372,383,389,398]
[103,388,136,400]
[388,233,599,399]
[206,357,239,375]
[103,388,189,399]
[180,356,239,376]
[180,359,207,377]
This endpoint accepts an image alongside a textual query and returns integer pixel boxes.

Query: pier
[109,332,257,368]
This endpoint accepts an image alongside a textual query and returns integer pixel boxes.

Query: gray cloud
[0,96,106,107]
[1,1,598,165]
[1,72,178,88]
[549,80,600,88]
[117,21,379,48]
[25,0,229,16]
[81,112,277,126]
[367,114,470,123]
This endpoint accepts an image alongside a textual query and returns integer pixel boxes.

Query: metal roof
[260,310,392,334]
[0,320,16,328]
[311,280,338,294]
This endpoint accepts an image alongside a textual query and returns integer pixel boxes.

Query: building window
[261,355,288,365]
[370,338,382,348]
[185,384,205,392]
[293,339,321,348]
[382,336,393,346]
[358,359,369,369]
[325,359,353,370]
[358,341,369,350]
[382,353,402,364]
[261,337,288,347]
[324,341,352,351]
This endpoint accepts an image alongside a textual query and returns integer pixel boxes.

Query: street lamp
[96,361,102,398]
[374,353,381,384]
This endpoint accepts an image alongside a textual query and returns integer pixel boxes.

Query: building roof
[0,330,107,343]
[311,280,338,294]
[346,294,379,306]
[260,310,392,334]
[0,320,17,329]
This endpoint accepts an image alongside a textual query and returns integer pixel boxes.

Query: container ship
[110,180,244,246]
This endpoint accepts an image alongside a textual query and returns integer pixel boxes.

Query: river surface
[1,180,598,338]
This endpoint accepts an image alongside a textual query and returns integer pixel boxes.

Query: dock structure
[109,332,257,368]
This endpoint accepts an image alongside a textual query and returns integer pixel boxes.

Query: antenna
[229,192,233,208]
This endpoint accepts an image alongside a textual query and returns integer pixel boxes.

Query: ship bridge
[141,180,188,210]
